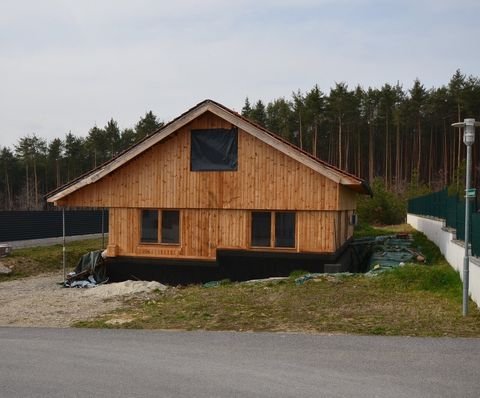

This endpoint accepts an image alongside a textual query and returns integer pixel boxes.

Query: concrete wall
[407,214,480,307]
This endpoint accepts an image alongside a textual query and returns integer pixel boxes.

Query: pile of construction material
[366,234,425,275]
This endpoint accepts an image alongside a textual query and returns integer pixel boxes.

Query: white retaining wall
[407,213,480,307]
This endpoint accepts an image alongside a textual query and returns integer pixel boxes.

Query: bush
[357,178,406,225]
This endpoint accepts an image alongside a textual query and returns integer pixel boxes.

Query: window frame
[139,209,181,245]
[250,211,296,249]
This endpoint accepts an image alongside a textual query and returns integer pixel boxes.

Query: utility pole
[452,118,480,316]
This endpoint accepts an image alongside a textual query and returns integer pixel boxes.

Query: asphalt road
[2,233,106,249]
[1,328,479,398]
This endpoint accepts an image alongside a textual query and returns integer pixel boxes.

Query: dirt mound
[0,273,165,327]
[85,280,167,298]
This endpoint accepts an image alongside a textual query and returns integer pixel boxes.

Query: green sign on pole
[465,188,476,198]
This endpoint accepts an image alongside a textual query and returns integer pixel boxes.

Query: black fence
[0,210,108,242]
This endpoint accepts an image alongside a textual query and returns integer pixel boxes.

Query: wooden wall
[58,112,343,211]
[107,208,342,259]
[58,111,360,259]
[337,185,358,210]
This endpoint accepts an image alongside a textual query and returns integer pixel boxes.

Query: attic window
[191,128,238,171]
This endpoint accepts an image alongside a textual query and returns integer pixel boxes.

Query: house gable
[55,111,341,211]
[47,100,368,206]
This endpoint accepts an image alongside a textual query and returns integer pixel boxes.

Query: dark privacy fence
[408,189,480,256]
[0,210,108,242]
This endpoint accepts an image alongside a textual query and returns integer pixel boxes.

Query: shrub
[357,179,406,225]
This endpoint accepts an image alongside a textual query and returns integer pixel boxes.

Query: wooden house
[47,100,370,281]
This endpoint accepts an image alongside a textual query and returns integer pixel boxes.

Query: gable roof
[47,99,371,203]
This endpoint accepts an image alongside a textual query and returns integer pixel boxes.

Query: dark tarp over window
[191,128,238,171]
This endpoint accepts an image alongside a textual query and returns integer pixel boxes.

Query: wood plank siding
[107,208,346,259]
[56,111,358,259]
[57,112,343,211]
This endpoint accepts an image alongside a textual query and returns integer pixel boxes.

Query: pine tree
[0,147,15,209]
[250,100,267,127]
[104,119,121,158]
[86,126,107,167]
[408,79,427,176]
[241,97,252,118]
[266,98,293,141]
[47,138,63,189]
[120,128,136,150]
[135,111,163,140]
[304,85,325,157]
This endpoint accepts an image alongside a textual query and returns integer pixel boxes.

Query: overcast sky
[1,0,479,149]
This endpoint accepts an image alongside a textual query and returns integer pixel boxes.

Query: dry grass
[0,239,103,282]
[6,231,480,337]
[75,227,480,336]
[75,271,480,336]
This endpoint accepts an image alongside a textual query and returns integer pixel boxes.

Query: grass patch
[5,231,479,337]
[380,230,461,301]
[75,271,480,336]
[75,229,480,337]
[0,239,103,282]
[353,223,414,238]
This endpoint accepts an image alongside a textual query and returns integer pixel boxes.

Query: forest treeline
[242,70,480,194]
[0,111,163,210]
[1,70,480,210]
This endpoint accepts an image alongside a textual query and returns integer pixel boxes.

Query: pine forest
[1,70,480,211]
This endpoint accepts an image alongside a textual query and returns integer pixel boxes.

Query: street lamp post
[452,118,480,316]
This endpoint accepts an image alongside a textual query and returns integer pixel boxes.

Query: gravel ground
[0,272,165,327]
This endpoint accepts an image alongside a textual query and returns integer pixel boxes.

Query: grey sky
[1,0,479,149]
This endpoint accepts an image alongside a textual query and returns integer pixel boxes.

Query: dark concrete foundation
[106,238,372,285]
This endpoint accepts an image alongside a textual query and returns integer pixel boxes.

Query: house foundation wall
[105,238,361,284]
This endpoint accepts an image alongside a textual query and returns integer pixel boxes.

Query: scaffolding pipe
[101,208,105,249]
[62,208,66,284]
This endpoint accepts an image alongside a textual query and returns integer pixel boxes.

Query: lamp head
[464,119,476,146]
[452,119,479,146]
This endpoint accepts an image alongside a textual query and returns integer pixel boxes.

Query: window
[191,128,238,171]
[275,212,295,248]
[140,210,180,244]
[251,212,271,247]
[161,210,179,244]
[141,210,158,243]
[251,211,295,248]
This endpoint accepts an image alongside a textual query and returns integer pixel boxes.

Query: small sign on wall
[350,213,358,226]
